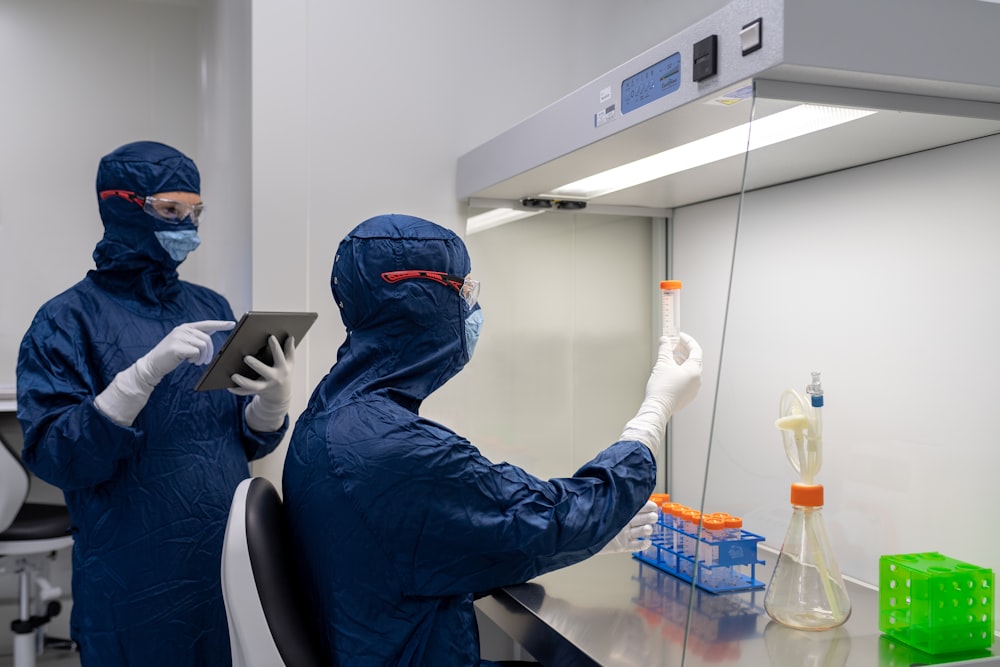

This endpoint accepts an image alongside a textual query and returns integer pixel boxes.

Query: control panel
[621,52,681,115]
[621,16,763,114]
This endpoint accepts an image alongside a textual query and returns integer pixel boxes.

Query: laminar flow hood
[457,0,1000,226]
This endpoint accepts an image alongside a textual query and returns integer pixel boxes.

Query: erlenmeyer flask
[764,483,851,630]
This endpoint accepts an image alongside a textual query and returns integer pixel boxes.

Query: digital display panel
[621,52,681,114]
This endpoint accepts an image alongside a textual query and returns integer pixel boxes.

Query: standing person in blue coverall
[16,141,295,666]
[282,213,703,666]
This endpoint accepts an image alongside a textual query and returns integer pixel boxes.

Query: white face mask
[464,307,483,360]
[154,229,201,263]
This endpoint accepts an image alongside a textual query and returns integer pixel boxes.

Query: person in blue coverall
[16,141,295,666]
[282,213,703,666]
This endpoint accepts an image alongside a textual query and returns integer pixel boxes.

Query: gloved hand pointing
[95,320,236,427]
[135,320,236,385]
[619,332,703,455]
[229,335,295,432]
[598,500,659,555]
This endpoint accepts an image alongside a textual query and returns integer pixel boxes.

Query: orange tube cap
[790,483,824,507]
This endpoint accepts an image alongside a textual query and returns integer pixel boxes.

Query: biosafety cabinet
[459,1,1000,664]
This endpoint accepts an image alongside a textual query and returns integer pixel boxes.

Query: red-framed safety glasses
[99,189,204,227]
[381,270,479,308]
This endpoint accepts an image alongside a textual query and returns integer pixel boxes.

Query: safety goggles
[381,270,480,309]
[99,189,205,227]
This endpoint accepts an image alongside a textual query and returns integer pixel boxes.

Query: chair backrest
[0,435,29,534]
[222,477,325,667]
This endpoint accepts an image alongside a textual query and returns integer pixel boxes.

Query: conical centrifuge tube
[660,280,681,350]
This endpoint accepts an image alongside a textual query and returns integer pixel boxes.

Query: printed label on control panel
[705,84,754,107]
[595,103,617,128]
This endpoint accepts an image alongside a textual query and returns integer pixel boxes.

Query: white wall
[0,0,204,388]
[0,0,238,640]
[194,0,253,312]
[671,132,1000,604]
[450,214,655,480]
[249,0,731,484]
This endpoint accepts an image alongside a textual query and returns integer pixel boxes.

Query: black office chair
[0,435,74,667]
[221,477,325,667]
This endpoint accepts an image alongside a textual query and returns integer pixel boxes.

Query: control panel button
[740,18,763,55]
[693,35,718,82]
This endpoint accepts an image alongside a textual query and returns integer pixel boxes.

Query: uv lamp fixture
[520,197,587,211]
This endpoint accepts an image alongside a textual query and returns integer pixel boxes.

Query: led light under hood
[466,207,544,235]
[544,104,877,201]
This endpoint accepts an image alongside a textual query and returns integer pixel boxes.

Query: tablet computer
[194,311,318,391]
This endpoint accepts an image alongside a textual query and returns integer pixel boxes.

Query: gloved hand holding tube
[598,500,659,555]
[619,332,703,455]
[228,335,295,432]
[95,320,236,426]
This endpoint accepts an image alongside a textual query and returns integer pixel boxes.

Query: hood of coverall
[326,214,475,410]
[89,141,200,304]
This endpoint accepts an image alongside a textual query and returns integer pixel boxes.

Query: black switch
[693,35,718,82]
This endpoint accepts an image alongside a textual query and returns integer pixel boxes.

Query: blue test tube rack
[632,512,767,594]
[633,561,763,642]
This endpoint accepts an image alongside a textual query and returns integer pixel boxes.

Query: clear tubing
[805,509,842,620]
[776,384,824,483]
[660,280,681,350]
[805,371,824,482]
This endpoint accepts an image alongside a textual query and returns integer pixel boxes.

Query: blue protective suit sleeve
[239,412,289,460]
[357,427,655,598]
[16,285,284,490]
[21,397,145,490]
[16,309,141,489]
[19,356,281,490]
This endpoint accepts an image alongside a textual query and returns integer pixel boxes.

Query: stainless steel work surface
[476,548,999,666]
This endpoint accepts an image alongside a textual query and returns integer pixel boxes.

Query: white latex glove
[95,320,236,426]
[229,335,295,432]
[598,500,659,555]
[619,332,703,454]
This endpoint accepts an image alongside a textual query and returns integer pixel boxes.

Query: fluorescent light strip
[466,207,544,235]
[545,104,877,200]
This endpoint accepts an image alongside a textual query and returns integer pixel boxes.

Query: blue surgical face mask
[464,307,483,360]
[154,229,201,263]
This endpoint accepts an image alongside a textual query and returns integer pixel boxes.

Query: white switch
[740,18,762,55]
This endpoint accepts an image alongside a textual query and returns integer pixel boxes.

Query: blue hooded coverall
[16,141,285,665]
[282,214,656,666]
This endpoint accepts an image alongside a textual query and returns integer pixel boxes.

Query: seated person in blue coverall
[282,213,703,666]
[16,141,295,666]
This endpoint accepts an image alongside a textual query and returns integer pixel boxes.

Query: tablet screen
[194,311,318,391]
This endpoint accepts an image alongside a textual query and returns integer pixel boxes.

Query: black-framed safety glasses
[381,270,480,309]
[99,189,205,227]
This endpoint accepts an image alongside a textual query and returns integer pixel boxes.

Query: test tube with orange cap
[723,515,743,541]
[648,493,670,539]
[649,493,671,506]
[660,280,681,350]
